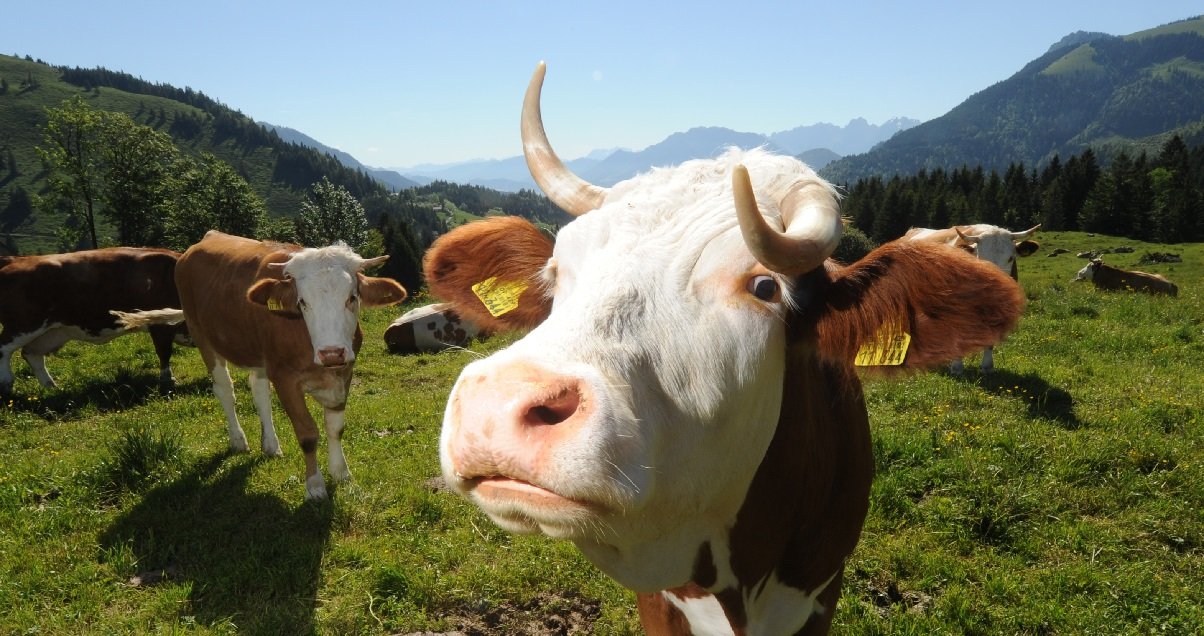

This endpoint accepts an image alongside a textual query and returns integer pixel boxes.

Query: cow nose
[447,362,593,478]
[317,346,349,367]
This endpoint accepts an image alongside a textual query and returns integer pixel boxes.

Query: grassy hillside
[0,54,390,255]
[822,15,1204,183]
[1,232,1201,634]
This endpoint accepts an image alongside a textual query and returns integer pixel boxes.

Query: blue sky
[8,1,1201,169]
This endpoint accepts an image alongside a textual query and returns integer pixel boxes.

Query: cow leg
[2,326,52,393]
[323,407,351,482]
[207,354,249,452]
[981,346,995,374]
[275,380,326,500]
[20,351,55,388]
[949,357,965,376]
[248,368,283,457]
[147,325,176,390]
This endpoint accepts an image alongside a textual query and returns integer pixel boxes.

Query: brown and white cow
[0,247,187,396]
[423,64,1025,635]
[904,223,1039,373]
[117,231,406,499]
[1073,259,1179,296]
[383,303,485,354]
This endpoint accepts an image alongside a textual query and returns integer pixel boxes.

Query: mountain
[401,120,913,191]
[822,15,1204,183]
[264,123,419,191]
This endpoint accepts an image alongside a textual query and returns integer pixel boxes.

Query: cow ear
[247,278,302,318]
[358,274,407,307]
[803,241,1026,370]
[423,216,554,332]
[1015,240,1040,257]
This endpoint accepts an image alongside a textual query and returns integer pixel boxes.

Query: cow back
[176,232,313,369]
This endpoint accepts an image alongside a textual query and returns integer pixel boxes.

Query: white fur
[281,243,366,367]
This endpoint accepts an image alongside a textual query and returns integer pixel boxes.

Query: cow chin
[466,476,604,539]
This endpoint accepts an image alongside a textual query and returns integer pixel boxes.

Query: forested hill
[0,54,568,267]
[822,15,1204,183]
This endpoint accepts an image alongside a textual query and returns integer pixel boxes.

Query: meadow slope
[0,231,1200,634]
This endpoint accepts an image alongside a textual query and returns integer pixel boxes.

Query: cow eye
[348,294,358,305]
[747,275,780,302]
[297,298,308,310]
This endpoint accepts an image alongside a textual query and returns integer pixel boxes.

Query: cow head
[427,64,1025,607]
[955,224,1041,278]
[1073,258,1103,282]
[247,244,406,367]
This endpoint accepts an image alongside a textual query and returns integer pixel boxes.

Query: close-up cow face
[443,155,822,585]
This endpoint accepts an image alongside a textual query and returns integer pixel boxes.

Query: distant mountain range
[265,124,420,191]
[821,15,1204,183]
[374,117,918,192]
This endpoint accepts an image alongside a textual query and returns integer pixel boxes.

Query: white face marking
[1074,262,1096,281]
[282,244,365,367]
[967,229,1021,274]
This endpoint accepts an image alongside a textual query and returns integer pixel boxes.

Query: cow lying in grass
[1073,259,1179,296]
[423,63,1026,635]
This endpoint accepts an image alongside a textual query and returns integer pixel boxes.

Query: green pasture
[1,231,1201,634]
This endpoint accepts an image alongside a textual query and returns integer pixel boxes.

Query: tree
[295,177,369,251]
[165,153,267,250]
[100,115,178,246]
[37,96,106,248]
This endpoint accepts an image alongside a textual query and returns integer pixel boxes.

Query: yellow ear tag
[267,298,284,312]
[471,277,529,317]
[855,322,911,366]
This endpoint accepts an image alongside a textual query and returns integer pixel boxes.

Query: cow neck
[638,341,874,635]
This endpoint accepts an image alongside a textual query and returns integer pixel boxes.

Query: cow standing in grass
[904,223,1040,373]
[423,63,1026,635]
[1,247,188,396]
[116,231,406,500]
[1073,259,1179,296]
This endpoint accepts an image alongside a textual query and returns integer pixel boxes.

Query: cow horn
[732,164,842,276]
[1010,223,1041,239]
[522,62,608,216]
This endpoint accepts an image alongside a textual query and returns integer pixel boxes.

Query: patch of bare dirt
[405,591,603,636]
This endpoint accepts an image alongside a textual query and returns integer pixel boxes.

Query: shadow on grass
[4,372,211,419]
[956,368,1082,429]
[98,451,332,635]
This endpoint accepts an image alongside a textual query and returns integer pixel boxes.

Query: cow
[383,303,484,354]
[0,247,188,397]
[904,223,1040,373]
[1073,259,1179,296]
[116,231,406,500]
[421,63,1025,635]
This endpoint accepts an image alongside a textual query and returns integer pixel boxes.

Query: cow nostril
[524,389,581,425]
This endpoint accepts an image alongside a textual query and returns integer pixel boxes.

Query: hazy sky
[8,1,1201,169]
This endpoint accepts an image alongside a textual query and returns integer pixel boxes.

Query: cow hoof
[305,474,328,500]
[330,463,351,482]
[262,444,284,458]
[229,438,250,453]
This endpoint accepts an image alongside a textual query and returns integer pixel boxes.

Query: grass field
[1,231,1201,634]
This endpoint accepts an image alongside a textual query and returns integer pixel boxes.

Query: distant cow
[424,63,1026,635]
[904,223,1040,373]
[0,247,188,396]
[1073,259,1178,296]
[117,231,406,500]
[384,303,484,353]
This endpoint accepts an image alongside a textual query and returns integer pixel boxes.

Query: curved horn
[521,62,607,216]
[955,227,981,244]
[732,165,842,276]
[1010,223,1041,239]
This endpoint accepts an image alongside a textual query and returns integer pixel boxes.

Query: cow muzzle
[316,346,352,367]
[443,360,604,529]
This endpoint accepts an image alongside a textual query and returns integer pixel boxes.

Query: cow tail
[111,308,187,330]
